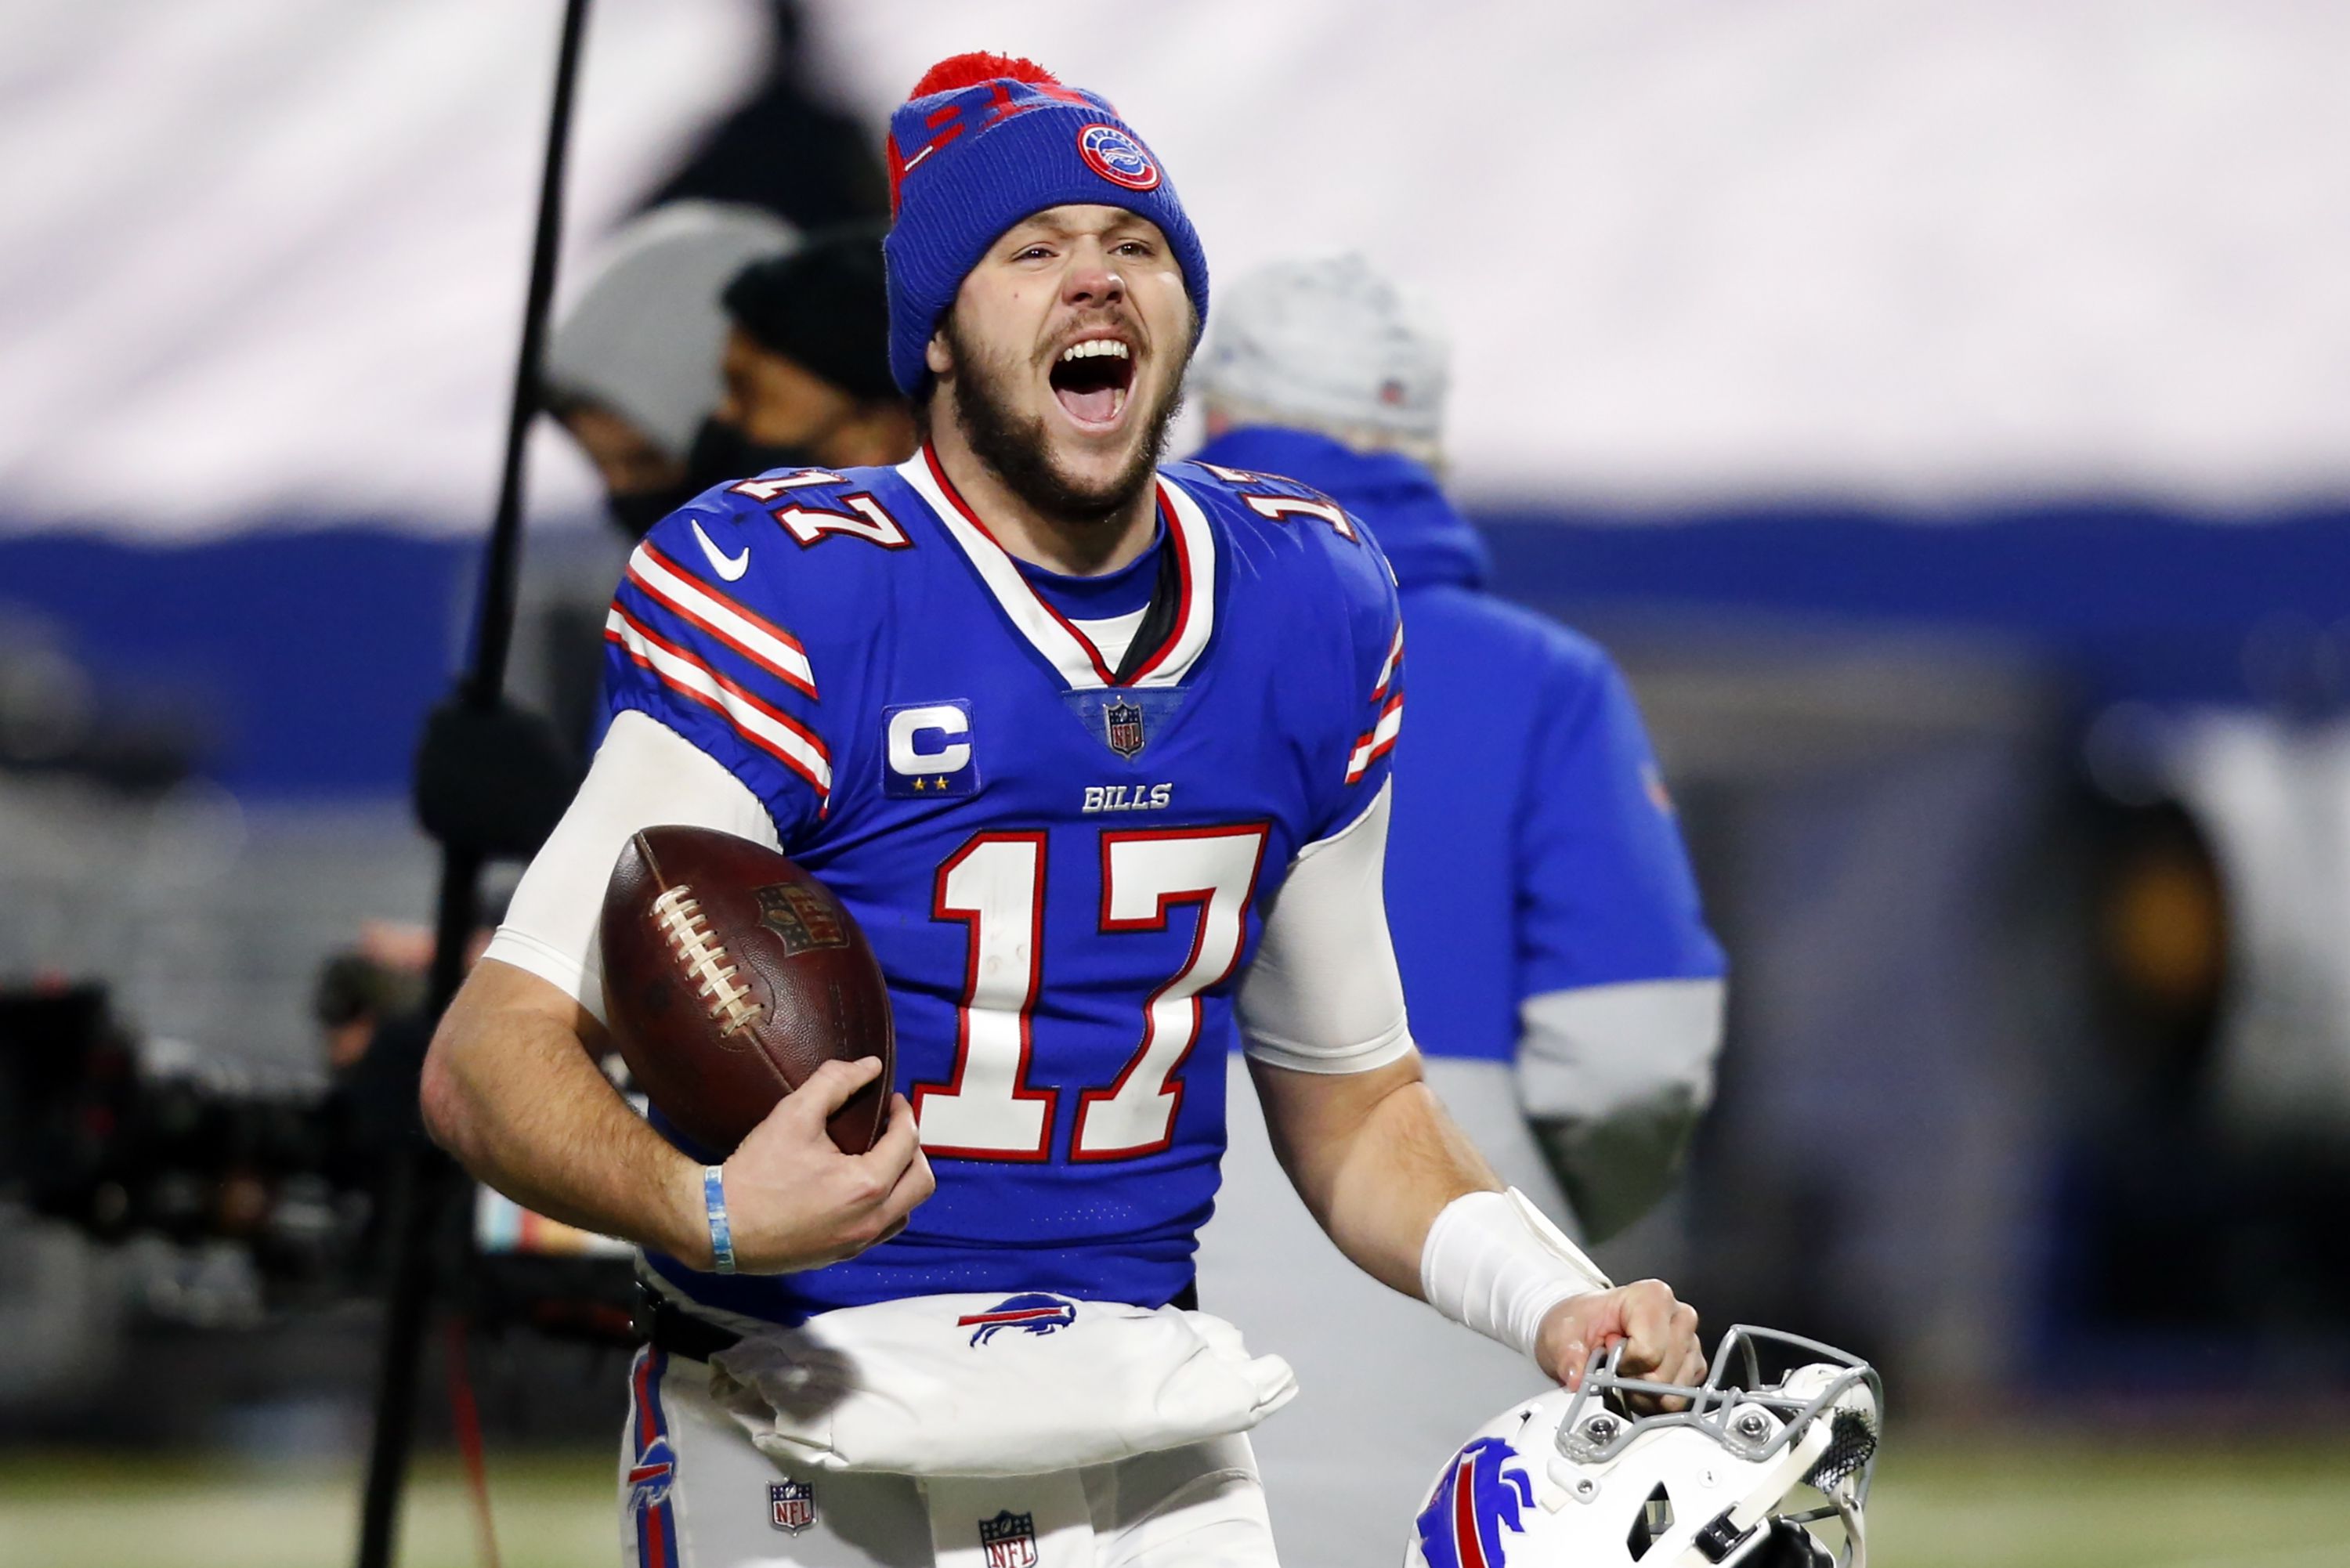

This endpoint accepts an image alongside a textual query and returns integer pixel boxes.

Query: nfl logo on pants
[979,1509,1038,1568]
[769,1479,815,1534]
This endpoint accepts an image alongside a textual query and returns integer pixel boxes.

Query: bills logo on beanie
[881,53,1209,395]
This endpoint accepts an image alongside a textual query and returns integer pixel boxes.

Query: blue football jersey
[604,448,1403,1323]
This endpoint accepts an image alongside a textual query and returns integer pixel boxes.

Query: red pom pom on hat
[909,52,1059,99]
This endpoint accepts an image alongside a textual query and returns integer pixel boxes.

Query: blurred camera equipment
[0,984,356,1295]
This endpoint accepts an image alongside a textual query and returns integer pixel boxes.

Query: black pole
[353,4,592,1566]
[463,0,595,712]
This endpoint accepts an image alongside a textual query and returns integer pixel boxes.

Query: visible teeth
[1059,339,1131,363]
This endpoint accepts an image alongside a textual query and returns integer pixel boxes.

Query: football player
[1189,256,1727,1566]
[421,53,1705,1568]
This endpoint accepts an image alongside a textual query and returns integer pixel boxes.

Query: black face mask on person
[604,483,692,540]
[603,418,817,540]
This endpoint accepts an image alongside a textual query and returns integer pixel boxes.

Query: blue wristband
[703,1164,736,1275]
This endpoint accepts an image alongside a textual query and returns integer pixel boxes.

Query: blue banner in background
[0,528,472,798]
[1477,500,2350,710]
[0,504,2339,797]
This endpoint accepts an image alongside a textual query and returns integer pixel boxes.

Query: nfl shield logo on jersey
[769,1479,815,1534]
[1103,699,1146,758]
[1062,688,1183,761]
[979,1509,1039,1568]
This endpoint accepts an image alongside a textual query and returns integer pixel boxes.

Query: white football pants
[620,1346,1282,1568]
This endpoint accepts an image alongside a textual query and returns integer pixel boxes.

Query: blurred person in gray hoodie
[414,204,798,860]
[541,201,798,538]
[417,215,915,863]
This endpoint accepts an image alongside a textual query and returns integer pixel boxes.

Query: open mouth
[1048,337,1134,428]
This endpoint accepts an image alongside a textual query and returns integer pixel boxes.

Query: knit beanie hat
[1194,254,1450,444]
[881,52,1209,395]
[722,222,899,403]
[543,201,798,457]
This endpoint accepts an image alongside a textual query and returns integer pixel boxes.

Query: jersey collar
[900,445,1217,692]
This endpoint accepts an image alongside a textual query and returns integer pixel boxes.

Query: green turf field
[1,1434,2344,1568]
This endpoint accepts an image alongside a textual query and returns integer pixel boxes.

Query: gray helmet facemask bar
[1551,1324,1885,1566]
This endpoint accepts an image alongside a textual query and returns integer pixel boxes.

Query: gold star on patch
[933,776,950,789]
[912,777,927,791]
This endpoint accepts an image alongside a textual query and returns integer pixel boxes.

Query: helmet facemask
[1408,1325,1882,1568]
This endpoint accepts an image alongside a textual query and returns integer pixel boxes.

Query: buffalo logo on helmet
[769,1479,815,1534]
[956,1292,1079,1346]
[1076,124,1161,191]
[979,1508,1040,1568]
[1414,1437,1535,1568]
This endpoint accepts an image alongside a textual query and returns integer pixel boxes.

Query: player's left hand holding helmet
[1404,1326,1882,1568]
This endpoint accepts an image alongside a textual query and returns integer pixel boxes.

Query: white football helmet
[1403,1325,1882,1568]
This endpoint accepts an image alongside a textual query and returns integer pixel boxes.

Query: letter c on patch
[888,704,971,775]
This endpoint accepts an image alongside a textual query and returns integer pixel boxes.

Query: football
[599,826,893,1156]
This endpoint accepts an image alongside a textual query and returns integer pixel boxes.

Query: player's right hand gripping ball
[601,826,894,1156]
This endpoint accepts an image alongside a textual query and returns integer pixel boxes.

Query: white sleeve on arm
[1237,779,1416,1074]
[480,709,780,1024]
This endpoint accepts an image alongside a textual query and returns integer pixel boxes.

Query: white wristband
[1419,1187,1613,1362]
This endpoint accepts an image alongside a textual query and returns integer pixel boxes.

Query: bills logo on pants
[956,1292,1079,1346]
[1414,1438,1535,1568]
[628,1438,675,1512]
[627,1348,682,1567]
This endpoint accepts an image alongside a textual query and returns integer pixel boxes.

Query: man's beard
[943,314,1184,528]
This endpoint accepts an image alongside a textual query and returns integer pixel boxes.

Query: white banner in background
[1,0,2346,536]
[805,0,2350,509]
[0,0,766,537]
